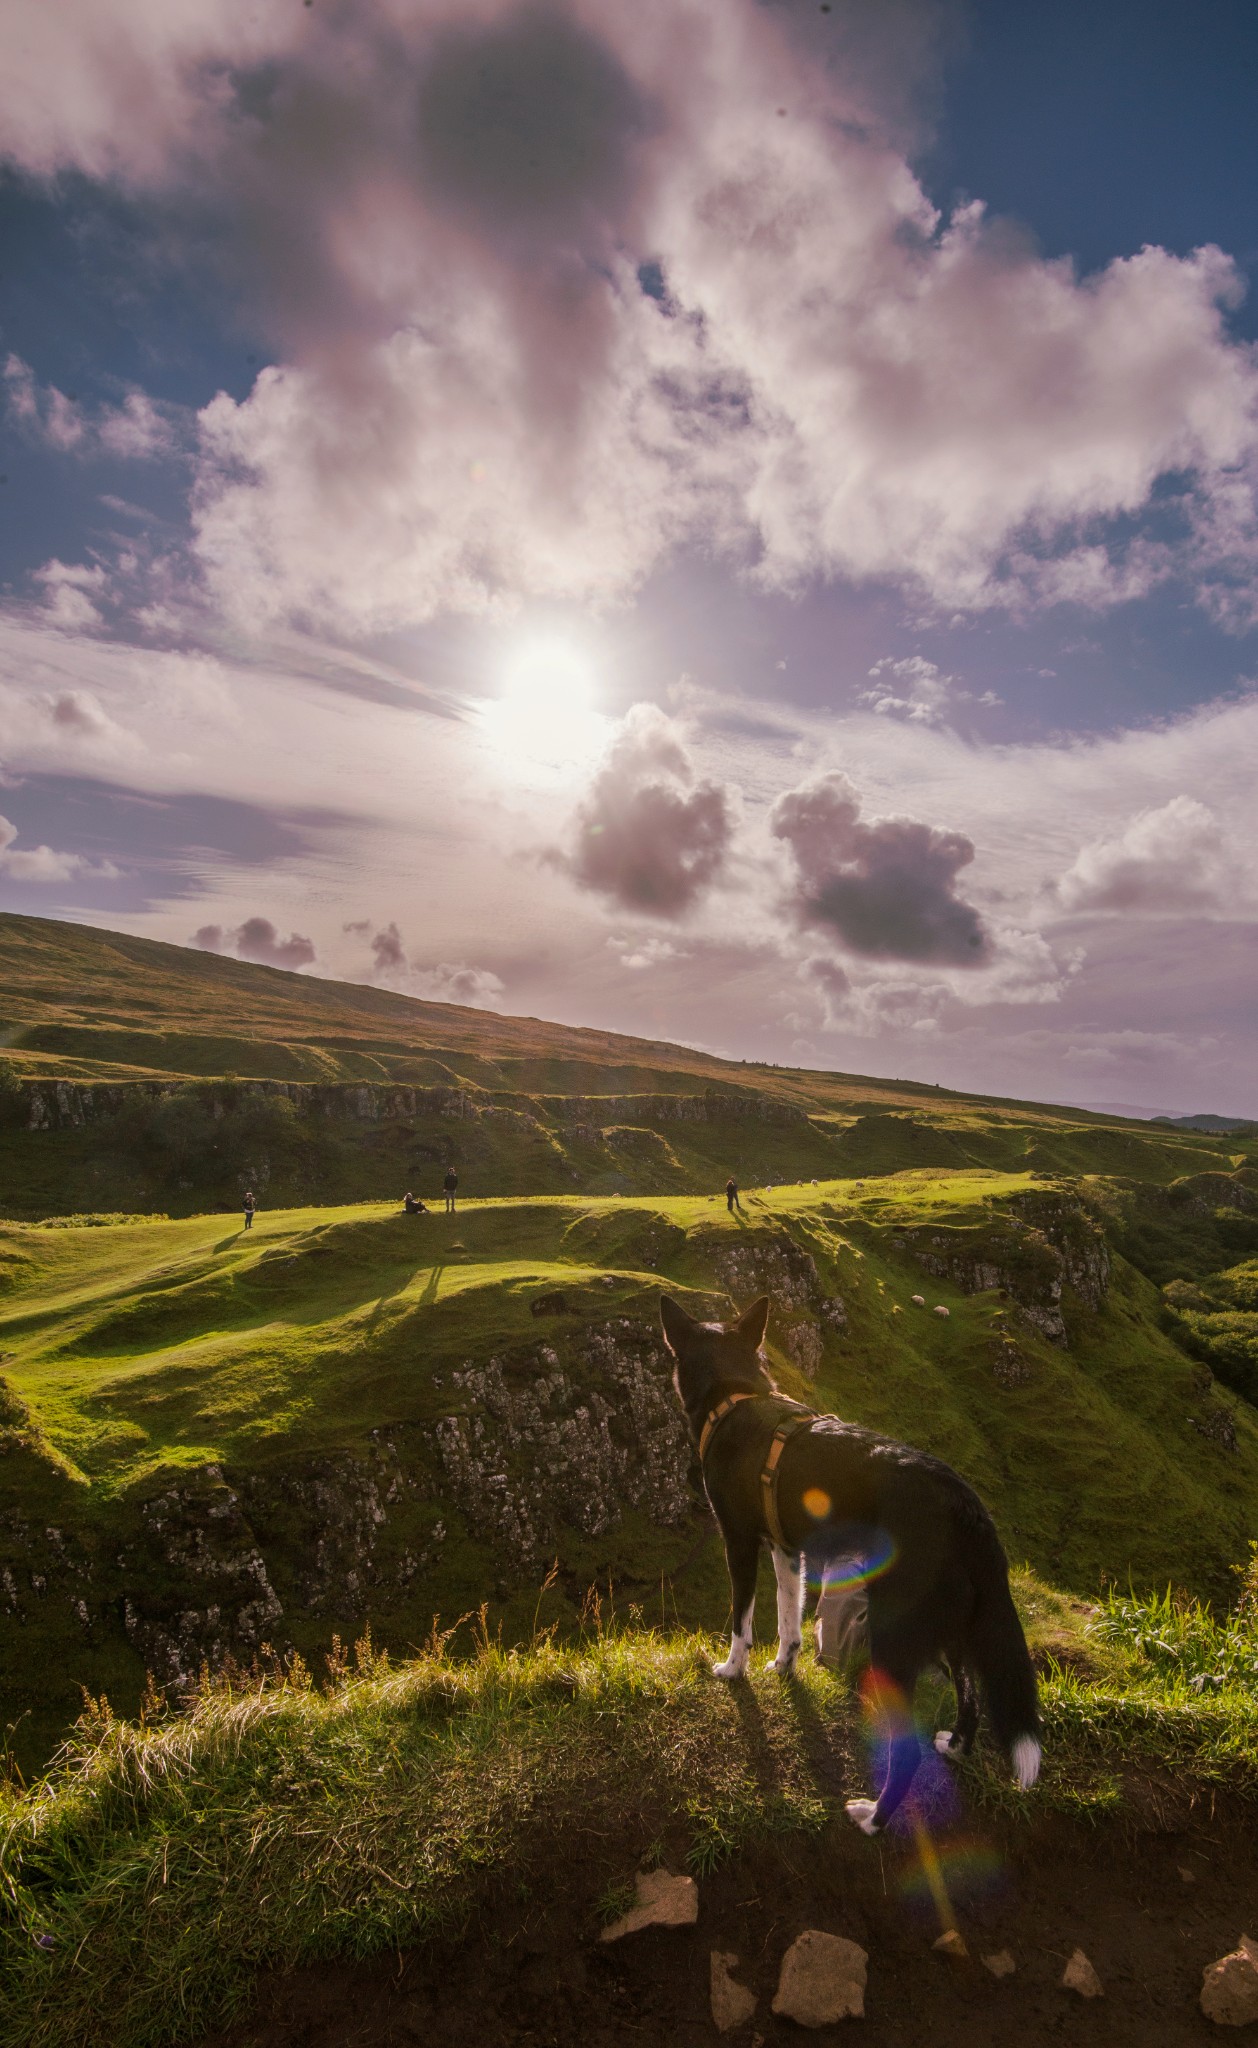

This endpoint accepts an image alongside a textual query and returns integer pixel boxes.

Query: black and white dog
[660,1291,1041,1833]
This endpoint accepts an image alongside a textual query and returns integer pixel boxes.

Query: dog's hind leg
[771,1547,804,1675]
[934,1658,980,1758]
[844,1647,923,1836]
[713,1533,760,1680]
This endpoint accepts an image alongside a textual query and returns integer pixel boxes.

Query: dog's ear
[659,1293,695,1354]
[736,1295,770,1350]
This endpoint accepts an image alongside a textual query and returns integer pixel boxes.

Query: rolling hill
[0,911,1255,1761]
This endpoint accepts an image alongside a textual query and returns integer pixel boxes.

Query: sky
[1,0,1256,1116]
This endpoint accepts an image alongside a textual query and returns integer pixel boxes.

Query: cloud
[408,961,506,1009]
[370,920,406,972]
[192,916,316,969]
[770,769,990,964]
[1055,795,1243,916]
[32,560,108,631]
[861,656,954,725]
[0,812,118,883]
[552,704,734,917]
[3,5,1256,633]
[4,355,178,461]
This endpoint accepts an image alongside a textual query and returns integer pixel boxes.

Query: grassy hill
[2,914,1258,2044]
[1,912,1252,1221]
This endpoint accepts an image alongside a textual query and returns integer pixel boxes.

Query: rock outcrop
[902,1193,1110,1345]
[432,1321,694,1571]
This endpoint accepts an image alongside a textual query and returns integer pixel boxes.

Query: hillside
[3,914,1258,2046]
[1,913,1252,1222]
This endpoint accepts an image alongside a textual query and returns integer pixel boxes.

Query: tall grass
[1092,1545,1258,1694]
[3,1588,1258,2048]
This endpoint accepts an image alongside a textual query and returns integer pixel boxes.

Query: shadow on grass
[778,1663,860,1801]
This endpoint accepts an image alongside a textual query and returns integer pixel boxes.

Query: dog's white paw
[844,1799,881,1836]
[773,1647,800,1675]
[933,1728,957,1756]
[712,1658,747,1680]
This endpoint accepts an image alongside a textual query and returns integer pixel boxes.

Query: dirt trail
[201,1793,1257,2048]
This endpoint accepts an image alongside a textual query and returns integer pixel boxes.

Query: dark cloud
[771,770,990,965]
[192,916,315,969]
[415,10,651,242]
[555,705,733,917]
[370,920,405,971]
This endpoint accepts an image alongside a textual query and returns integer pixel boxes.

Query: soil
[199,1782,1258,2048]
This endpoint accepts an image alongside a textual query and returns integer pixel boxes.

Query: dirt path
[200,1791,1256,2048]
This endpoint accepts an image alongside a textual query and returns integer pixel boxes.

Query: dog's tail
[959,1507,1042,1788]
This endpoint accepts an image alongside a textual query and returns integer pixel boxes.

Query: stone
[710,1951,757,2031]
[933,1928,968,1958]
[1061,1949,1104,1998]
[982,1950,1017,1979]
[772,1930,868,2026]
[599,1869,699,1942]
[1200,1935,1258,2026]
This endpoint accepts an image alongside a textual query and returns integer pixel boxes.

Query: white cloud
[1055,794,1245,916]
[32,560,108,631]
[0,813,118,883]
[4,355,178,463]
[861,655,955,724]
[2,5,1256,633]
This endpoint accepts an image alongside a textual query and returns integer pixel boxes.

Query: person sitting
[403,1191,428,1215]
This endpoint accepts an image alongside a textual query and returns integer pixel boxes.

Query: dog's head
[659,1292,776,1423]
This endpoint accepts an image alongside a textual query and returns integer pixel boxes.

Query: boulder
[772,1930,868,2025]
[1061,1949,1104,1998]
[599,1869,699,1942]
[710,1951,757,2032]
[1201,1935,1258,2026]
[982,1950,1017,1979]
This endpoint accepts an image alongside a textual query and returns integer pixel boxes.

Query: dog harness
[698,1395,816,1549]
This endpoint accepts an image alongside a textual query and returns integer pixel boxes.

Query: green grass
[2,1581,1256,2048]
[3,1175,1258,1777]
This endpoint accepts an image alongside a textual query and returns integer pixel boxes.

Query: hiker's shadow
[727,1679,787,1803]
[777,1666,858,1801]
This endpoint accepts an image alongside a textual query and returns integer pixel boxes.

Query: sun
[480,632,606,771]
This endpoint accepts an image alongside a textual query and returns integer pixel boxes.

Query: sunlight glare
[482,634,606,771]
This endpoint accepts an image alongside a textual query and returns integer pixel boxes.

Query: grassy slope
[3,1592,1257,2048]
[4,1177,1257,1764]
[2,911,1253,1222]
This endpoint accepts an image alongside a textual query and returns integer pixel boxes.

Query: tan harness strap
[698,1390,757,1461]
[760,1412,816,1550]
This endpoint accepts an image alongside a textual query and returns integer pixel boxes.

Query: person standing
[725,1175,743,1213]
[443,1167,459,1215]
[242,1190,257,1231]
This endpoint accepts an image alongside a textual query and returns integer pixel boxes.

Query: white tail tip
[1012,1736,1041,1789]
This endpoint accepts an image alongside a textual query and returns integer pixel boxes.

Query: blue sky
[1,0,1256,1114]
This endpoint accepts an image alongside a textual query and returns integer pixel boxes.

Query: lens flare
[804,1527,897,1592]
[852,1663,1007,1937]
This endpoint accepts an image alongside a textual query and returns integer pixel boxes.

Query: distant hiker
[403,1191,428,1216]
[725,1176,743,1214]
[242,1191,257,1231]
[443,1167,459,1214]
